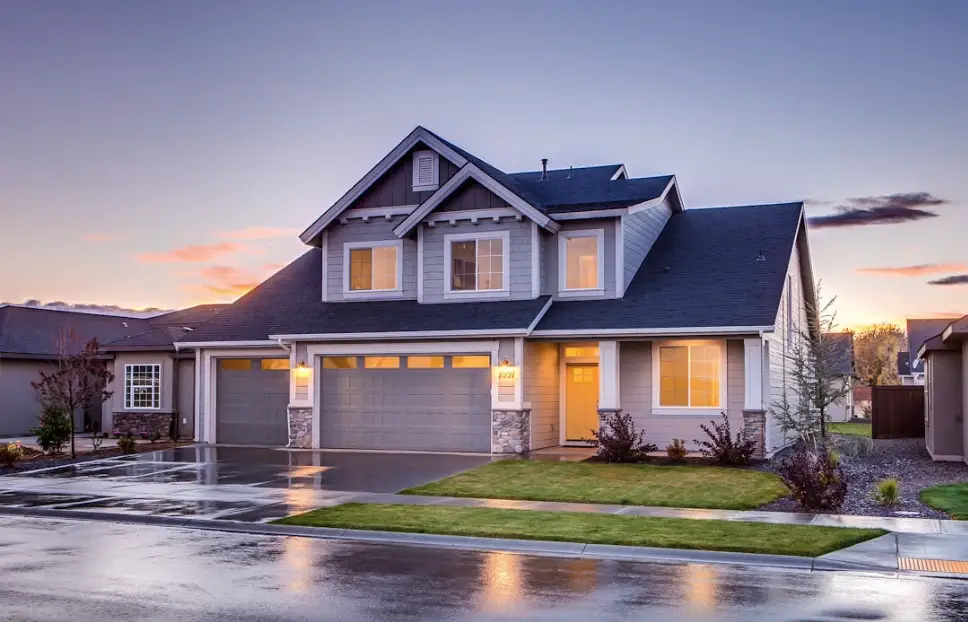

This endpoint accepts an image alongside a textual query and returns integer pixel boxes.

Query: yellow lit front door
[565,364,599,441]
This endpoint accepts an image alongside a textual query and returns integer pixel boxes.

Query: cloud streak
[185,265,265,298]
[928,275,968,286]
[3,299,169,316]
[856,263,968,277]
[808,192,948,229]
[136,242,241,264]
[216,226,298,240]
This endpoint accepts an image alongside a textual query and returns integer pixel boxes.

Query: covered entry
[318,354,491,452]
[215,358,290,445]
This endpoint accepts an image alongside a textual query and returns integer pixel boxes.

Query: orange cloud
[137,242,241,264]
[82,233,125,243]
[183,265,264,299]
[855,263,968,277]
[216,226,299,240]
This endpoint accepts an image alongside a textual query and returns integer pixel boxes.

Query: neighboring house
[900,318,960,385]
[171,126,816,458]
[825,332,854,422]
[852,384,872,419]
[0,304,223,437]
[919,314,968,463]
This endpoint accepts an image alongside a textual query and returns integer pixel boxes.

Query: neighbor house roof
[916,313,968,358]
[180,250,551,343]
[825,332,854,376]
[533,202,805,333]
[0,306,151,358]
[907,317,959,370]
[101,304,228,351]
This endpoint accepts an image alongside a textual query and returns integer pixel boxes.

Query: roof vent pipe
[539,158,548,181]
[567,165,573,179]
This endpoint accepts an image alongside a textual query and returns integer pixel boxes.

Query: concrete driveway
[0,446,493,523]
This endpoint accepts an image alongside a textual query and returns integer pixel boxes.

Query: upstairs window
[344,241,401,294]
[444,232,509,295]
[559,229,604,294]
[412,150,439,192]
[124,364,161,410]
[655,341,724,409]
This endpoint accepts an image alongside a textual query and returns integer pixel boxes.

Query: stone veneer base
[742,409,767,459]
[491,409,531,454]
[112,412,173,439]
[288,407,313,449]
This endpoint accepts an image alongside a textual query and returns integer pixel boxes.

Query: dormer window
[558,229,605,296]
[412,150,439,192]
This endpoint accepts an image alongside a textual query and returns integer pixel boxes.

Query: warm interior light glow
[294,360,310,378]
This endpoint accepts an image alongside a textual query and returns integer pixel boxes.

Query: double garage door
[215,354,492,452]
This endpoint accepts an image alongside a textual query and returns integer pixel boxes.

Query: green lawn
[402,459,788,510]
[276,503,885,557]
[921,483,968,519]
[828,422,872,437]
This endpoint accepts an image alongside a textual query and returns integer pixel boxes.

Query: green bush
[873,478,900,506]
[0,442,25,467]
[117,434,137,455]
[33,407,72,455]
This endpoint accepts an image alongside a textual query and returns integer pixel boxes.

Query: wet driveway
[2,514,967,621]
[0,446,492,522]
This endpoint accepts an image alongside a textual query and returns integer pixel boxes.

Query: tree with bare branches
[31,328,114,459]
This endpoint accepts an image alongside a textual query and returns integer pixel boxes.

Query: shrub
[666,438,688,462]
[827,449,841,467]
[694,413,757,466]
[117,434,137,455]
[33,406,72,455]
[0,442,24,467]
[112,429,121,439]
[149,429,161,444]
[778,446,847,510]
[873,478,900,506]
[590,412,658,463]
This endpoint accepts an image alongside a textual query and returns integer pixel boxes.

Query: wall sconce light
[496,359,516,381]
[295,360,310,378]
[500,359,510,367]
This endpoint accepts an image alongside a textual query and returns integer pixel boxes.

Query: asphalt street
[2,515,967,621]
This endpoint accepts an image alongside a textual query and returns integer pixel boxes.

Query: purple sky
[1,0,966,328]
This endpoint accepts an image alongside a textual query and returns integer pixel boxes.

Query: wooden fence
[871,386,925,439]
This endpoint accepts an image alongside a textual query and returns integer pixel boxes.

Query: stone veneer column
[491,409,531,454]
[742,409,767,459]
[112,412,172,438]
[287,407,313,449]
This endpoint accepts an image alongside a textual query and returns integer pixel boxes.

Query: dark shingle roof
[182,250,551,342]
[824,332,854,376]
[535,203,804,331]
[907,318,958,370]
[102,304,229,350]
[897,351,912,376]
[0,306,151,358]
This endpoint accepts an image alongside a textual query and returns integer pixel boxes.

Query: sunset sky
[1,0,966,328]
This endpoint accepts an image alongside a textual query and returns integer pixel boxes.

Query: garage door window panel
[124,364,161,410]
[407,356,444,369]
[365,356,400,369]
[323,356,358,369]
[452,355,490,368]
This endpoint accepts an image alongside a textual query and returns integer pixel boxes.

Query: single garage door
[319,354,491,452]
[216,358,290,445]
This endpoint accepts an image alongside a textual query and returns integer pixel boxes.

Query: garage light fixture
[295,360,310,379]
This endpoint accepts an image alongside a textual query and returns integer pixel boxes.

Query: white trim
[627,176,679,215]
[526,297,553,334]
[320,229,329,302]
[341,239,404,298]
[393,163,557,237]
[425,208,518,224]
[599,340,620,410]
[531,221,541,297]
[271,329,527,342]
[193,348,201,442]
[123,363,162,410]
[416,225,425,303]
[513,337,524,409]
[299,127,468,244]
[558,228,606,295]
[558,345,567,445]
[610,165,628,181]
[615,216,625,298]
[443,230,511,299]
[531,326,773,338]
[411,150,439,192]
[743,337,764,411]
[553,208,629,220]
[926,445,964,462]
[200,347,288,444]
[177,340,279,350]
[651,339,728,414]
[342,206,418,220]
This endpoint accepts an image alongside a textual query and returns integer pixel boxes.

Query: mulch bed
[0,441,194,476]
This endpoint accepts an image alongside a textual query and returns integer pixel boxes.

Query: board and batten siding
[325,216,418,301]
[524,341,559,449]
[421,218,533,303]
[622,198,673,291]
[434,180,511,213]
[347,144,460,209]
[543,218,619,299]
[618,340,745,449]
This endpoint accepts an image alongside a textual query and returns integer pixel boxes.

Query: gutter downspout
[276,338,294,448]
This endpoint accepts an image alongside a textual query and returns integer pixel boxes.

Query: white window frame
[123,363,162,410]
[651,340,727,415]
[558,228,605,296]
[412,150,439,192]
[342,240,404,299]
[443,230,511,299]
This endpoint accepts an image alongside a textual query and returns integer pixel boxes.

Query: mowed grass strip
[276,503,885,557]
[828,422,872,437]
[921,483,968,519]
[402,460,788,510]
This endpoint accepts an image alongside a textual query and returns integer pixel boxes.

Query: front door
[565,363,599,442]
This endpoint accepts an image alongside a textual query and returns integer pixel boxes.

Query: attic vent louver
[412,150,439,191]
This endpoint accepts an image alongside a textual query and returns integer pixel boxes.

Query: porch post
[598,340,622,428]
[743,337,767,458]
[491,337,531,454]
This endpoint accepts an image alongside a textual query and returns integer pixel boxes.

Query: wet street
[1,515,967,621]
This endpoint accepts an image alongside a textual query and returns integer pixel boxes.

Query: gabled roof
[534,202,805,333]
[0,306,151,358]
[907,317,958,367]
[180,249,551,343]
[824,332,854,376]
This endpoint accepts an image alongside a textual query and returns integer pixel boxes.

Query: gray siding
[109,352,177,417]
[421,218,533,303]
[525,341,559,449]
[176,359,196,439]
[925,350,963,459]
[325,216,418,302]
[618,339,745,449]
[347,144,459,209]
[622,197,673,291]
[0,359,50,436]
[544,218,619,300]
[435,179,510,213]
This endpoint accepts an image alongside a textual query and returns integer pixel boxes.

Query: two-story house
[162,126,813,458]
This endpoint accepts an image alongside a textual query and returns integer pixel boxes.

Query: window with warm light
[261,359,290,371]
[322,356,357,369]
[445,232,508,294]
[564,345,599,359]
[657,342,723,408]
[559,230,603,293]
[452,355,490,368]
[345,242,400,293]
[364,356,400,369]
[124,364,161,410]
[407,356,444,369]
